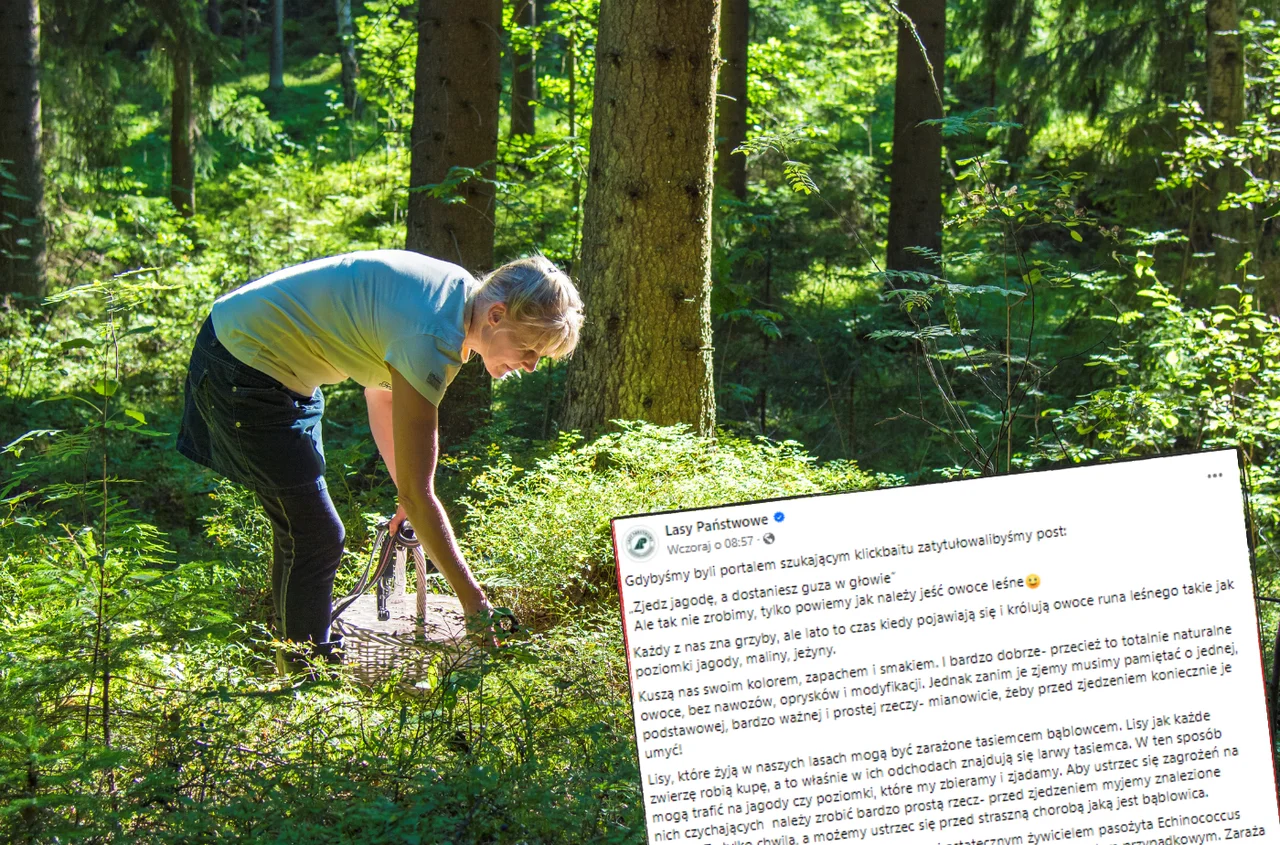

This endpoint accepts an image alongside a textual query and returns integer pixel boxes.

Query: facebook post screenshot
[612,449,1278,845]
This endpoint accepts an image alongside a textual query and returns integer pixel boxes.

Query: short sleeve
[384,335,463,407]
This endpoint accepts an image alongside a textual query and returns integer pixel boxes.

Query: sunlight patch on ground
[234,57,343,93]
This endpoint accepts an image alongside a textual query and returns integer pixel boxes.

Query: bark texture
[334,0,361,114]
[563,0,721,436]
[1206,0,1249,291]
[510,0,536,137]
[269,0,285,91]
[715,0,748,199]
[406,0,502,446]
[886,0,944,273]
[0,0,46,301]
[170,43,195,216]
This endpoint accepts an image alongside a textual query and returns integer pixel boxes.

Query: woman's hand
[388,502,409,537]
[464,593,507,647]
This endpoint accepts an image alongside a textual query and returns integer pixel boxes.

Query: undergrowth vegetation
[463,422,889,623]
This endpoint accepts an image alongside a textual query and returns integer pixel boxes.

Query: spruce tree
[564,0,721,435]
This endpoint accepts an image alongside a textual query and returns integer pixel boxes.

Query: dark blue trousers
[177,316,344,656]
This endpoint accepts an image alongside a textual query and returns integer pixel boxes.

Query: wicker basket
[332,528,469,685]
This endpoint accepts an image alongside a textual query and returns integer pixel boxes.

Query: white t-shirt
[210,250,477,405]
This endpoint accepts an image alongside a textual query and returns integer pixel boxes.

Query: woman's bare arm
[365,386,397,486]
[386,366,491,619]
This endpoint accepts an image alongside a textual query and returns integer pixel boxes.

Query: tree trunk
[170,42,195,217]
[715,0,748,199]
[269,0,285,91]
[510,0,536,137]
[1257,148,1280,315]
[1260,227,1280,317]
[562,0,720,436]
[1206,0,1249,292]
[334,0,360,115]
[406,0,502,447]
[0,0,46,302]
[207,0,222,36]
[886,0,945,274]
[567,30,580,262]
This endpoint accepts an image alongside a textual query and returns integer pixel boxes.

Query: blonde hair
[474,255,584,360]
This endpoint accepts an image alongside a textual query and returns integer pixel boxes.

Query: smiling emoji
[1027,574,1041,589]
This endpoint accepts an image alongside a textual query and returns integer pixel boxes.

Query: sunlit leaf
[91,379,120,397]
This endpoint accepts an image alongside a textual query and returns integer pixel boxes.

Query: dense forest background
[1,0,1279,840]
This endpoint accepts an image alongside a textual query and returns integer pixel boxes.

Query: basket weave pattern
[333,543,467,684]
